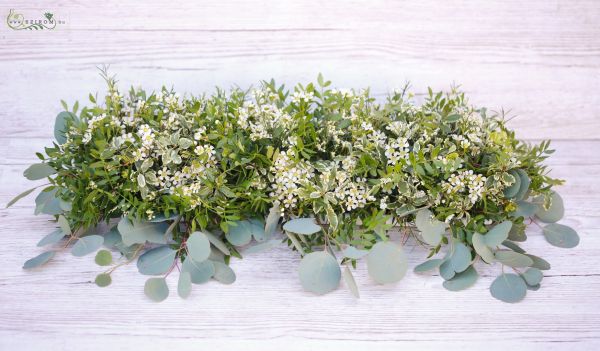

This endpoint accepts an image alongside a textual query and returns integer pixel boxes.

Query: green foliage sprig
[10,70,580,303]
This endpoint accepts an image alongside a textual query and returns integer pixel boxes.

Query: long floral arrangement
[9,71,580,303]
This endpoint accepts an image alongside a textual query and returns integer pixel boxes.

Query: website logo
[6,9,66,30]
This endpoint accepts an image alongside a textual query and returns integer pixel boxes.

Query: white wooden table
[1,1,599,349]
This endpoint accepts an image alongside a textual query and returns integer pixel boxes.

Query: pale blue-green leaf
[494,251,534,268]
[521,268,543,286]
[225,221,253,246]
[443,266,478,291]
[526,254,551,270]
[6,187,37,208]
[490,274,527,303]
[212,261,236,284]
[37,229,65,247]
[57,215,70,234]
[71,235,104,257]
[503,170,521,199]
[535,192,564,223]
[542,223,580,248]
[508,224,527,242]
[244,239,280,254]
[23,251,55,269]
[182,257,215,284]
[286,232,305,255]
[414,259,444,273]
[24,163,56,180]
[472,233,495,263]
[343,265,360,298]
[264,205,280,238]
[34,188,62,215]
[513,201,538,218]
[144,277,169,302]
[137,246,176,275]
[514,169,531,201]
[177,271,192,298]
[54,111,73,144]
[248,219,268,242]
[449,242,471,273]
[484,221,512,247]
[95,273,111,287]
[415,209,445,245]
[439,260,455,280]
[117,218,168,246]
[298,251,341,294]
[502,240,525,254]
[103,228,121,248]
[187,231,211,262]
[283,218,322,235]
[367,241,408,284]
[59,199,72,212]
[527,283,541,291]
[342,246,369,260]
[203,230,230,256]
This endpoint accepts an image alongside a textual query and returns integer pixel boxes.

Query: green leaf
[484,221,512,247]
[148,213,179,222]
[23,251,55,269]
[367,241,408,284]
[37,229,66,247]
[23,163,56,180]
[117,217,168,246]
[448,242,471,273]
[187,231,211,262]
[503,170,521,198]
[342,246,369,260]
[95,250,113,266]
[144,277,169,302]
[203,230,230,256]
[490,274,527,303]
[343,265,360,298]
[182,257,215,284]
[526,254,551,270]
[71,235,104,257]
[472,232,495,263]
[6,187,37,208]
[298,251,341,294]
[177,271,192,298]
[542,223,580,248]
[283,218,322,235]
[535,192,564,223]
[212,261,236,284]
[137,246,176,275]
[520,268,543,286]
[57,215,70,235]
[414,258,444,273]
[415,209,446,245]
[494,251,534,267]
[443,266,478,291]
[95,273,112,287]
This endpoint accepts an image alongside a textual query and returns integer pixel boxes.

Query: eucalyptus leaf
[520,267,543,286]
[204,230,230,256]
[501,240,525,254]
[415,209,445,245]
[54,111,73,144]
[37,229,66,247]
[137,246,176,275]
[298,251,341,294]
[182,257,215,284]
[526,254,551,270]
[494,251,534,268]
[57,215,70,235]
[542,223,580,248]
[343,265,360,298]
[448,242,472,273]
[264,205,280,238]
[414,259,444,273]
[6,187,37,208]
[503,170,521,199]
[514,169,531,201]
[513,201,538,218]
[484,221,512,247]
[103,228,121,248]
[225,220,253,246]
[34,188,62,215]
[490,274,527,303]
[283,218,322,235]
[244,239,280,254]
[95,273,112,287]
[117,218,168,246]
[187,231,211,262]
[212,261,236,284]
[342,246,369,260]
[439,260,455,280]
[535,192,564,223]
[95,250,113,266]
[144,277,169,302]
[177,271,192,298]
[71,235,104,257]
[23,251,55,269]
[443,266,478,291]
[472,232,495,263]
[23,163,56,180]
[367,241,408,284]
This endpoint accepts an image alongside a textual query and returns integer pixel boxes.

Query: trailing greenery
[10,70,580,303]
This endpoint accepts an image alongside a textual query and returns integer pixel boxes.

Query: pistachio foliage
[12,72,579,302]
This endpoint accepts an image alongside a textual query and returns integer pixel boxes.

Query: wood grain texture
[0,0,599,350]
